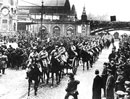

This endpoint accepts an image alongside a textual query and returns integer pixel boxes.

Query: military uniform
[26,48,39,78]
[39,49,49,71]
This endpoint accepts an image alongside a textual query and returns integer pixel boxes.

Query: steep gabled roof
[18,0,72,14]
[18,0,66,6]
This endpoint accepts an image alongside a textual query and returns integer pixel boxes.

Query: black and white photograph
[0,0,130,99]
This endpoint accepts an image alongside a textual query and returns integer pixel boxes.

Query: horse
[27,63,42,96]
[79,47,92,71]
[49,56,62,86]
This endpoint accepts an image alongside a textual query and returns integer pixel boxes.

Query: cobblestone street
[0,41,119,99]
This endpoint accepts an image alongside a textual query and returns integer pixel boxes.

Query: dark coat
[101,67,108,89]
[106,74,115,99]
[66,80,80,93]
[28,66,42,81]
[92,75,102,99]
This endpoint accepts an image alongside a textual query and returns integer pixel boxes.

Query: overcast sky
[16,0,130,21]
[70,0,130,21]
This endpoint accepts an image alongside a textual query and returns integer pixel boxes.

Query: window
[2,19,7,23]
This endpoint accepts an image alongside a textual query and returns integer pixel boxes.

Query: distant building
[0,0,90,38]
[17,0,78,38]
[0,0,17,36]
[81,6,90,36]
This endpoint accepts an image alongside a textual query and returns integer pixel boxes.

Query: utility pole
[40,1,44,40]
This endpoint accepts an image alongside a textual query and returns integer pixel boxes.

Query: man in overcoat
[92,69,103,99]
[106,69,115,99]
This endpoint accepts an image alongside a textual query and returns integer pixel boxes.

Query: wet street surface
[0,41,119,99]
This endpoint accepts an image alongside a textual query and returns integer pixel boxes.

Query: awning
[18,20,37,25]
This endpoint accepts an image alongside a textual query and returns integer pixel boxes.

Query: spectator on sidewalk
[92,69,103,99]
[101,62,108,97]
[64,73,80,99]
[106,69,115,99]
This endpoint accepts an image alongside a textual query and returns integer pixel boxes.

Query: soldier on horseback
[26,46,39,79]
[39,46,49,68]
[50,45,62,86]
[67,42,79,74]
[28,63,42,96]
[58,43,68,65]
[51,45,61,62]
[68,42,78,59]
[39,46,49,83]
[25,46,42,96]
[58,43,69,75]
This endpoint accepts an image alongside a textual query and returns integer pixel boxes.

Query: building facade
[0,0,90,38]
[17,0,77,38]
[0,0,17,36]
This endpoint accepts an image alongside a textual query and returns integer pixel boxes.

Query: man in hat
[124,58,130,81]
[108,49,116,62]
[101,63,108,97]
[64,73,80,99]
[92,69,103,99]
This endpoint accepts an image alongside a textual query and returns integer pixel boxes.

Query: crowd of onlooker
[93,33,130,99]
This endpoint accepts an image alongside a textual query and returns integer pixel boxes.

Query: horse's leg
[28,79,31,96]
[42,70,45,83]
[86,60,89,70]
[59,70,62,83]
[74,60,78,75]
[56,71,60,85]
[66,62,70,75]
[66,67,68,74]
[41,70,45,83]
[34,79,39,96]
[46,71,49,84]
[51,72,54,86]
[83,61,85,71]
[61,68,64,78]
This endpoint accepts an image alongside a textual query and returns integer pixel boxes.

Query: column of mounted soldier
[0,34,113,96]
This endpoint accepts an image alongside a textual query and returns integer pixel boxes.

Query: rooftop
[18,0,67,6]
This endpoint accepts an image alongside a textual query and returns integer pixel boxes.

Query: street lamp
[40,0,44,40]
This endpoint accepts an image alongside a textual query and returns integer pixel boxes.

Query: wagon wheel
[72,57,79,75]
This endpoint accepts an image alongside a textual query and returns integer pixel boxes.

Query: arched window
[14,23,16,31]
[53,26,60,37]
[66,26,74,36]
